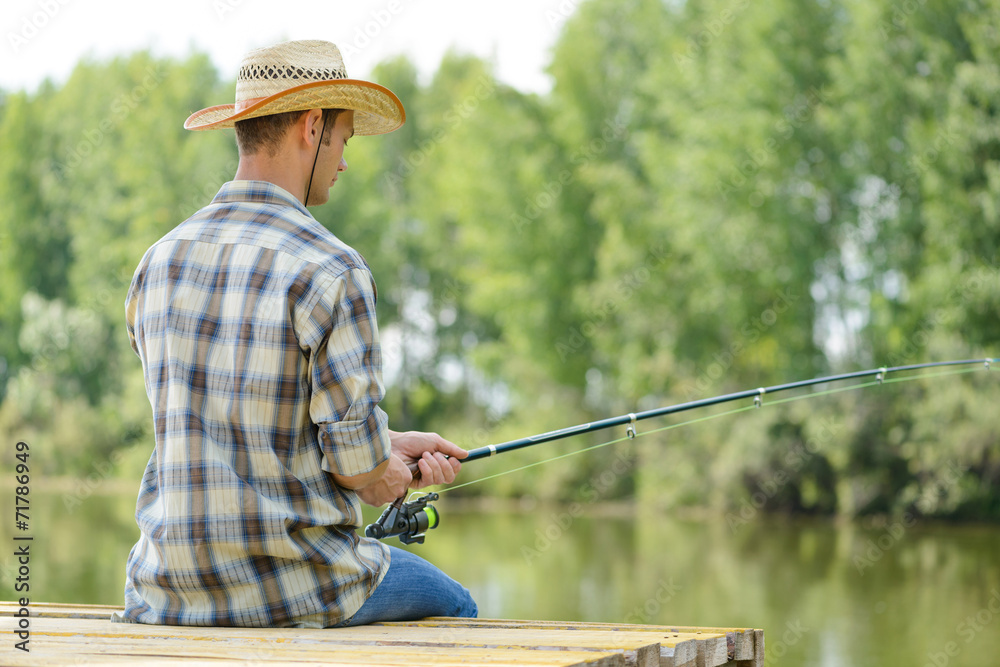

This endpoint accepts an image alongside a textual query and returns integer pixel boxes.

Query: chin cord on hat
[304,111,331,206]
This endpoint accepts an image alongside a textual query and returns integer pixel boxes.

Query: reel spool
[365,492,440,544]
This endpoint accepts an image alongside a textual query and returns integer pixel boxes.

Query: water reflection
[2,490,998,667]
[416,504,1000,667]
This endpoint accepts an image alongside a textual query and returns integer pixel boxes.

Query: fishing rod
[365,357,996,543]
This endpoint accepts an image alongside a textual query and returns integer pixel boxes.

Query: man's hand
[355,430,468,507]
[388,430,467,489]
[356,454,412,506]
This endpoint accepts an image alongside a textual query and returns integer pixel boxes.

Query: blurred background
[1,0,998,665]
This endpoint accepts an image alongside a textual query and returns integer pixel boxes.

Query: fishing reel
[364,492,440,544]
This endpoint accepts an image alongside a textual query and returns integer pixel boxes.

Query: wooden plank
[365,626,669,667]
[27,637,625,667]
[0,604,694,665]
[17,619,670,667]
[6,614,625,666]
[0,602,761,659]
[6,660,403,667]
[1,603,764,667]
[387,618,755,661]
[694,635,728,667]
[733,629,763,667]
[5,656,622,667]
[672,639,697,667]
[730,629,754,661]
[0,602,123,619]
[0,608,700,667]
[381,618,738,666]
[9,634,625,667]
[5,659,360,667]
[408,616,757,636]
[20,617,660,667]
[734,629,765,667]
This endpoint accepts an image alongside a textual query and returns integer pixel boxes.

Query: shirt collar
[211,180,312,219]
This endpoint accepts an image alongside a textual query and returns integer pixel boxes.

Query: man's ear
[298,109,325,149]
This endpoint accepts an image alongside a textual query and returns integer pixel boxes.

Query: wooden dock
[2,602,764,667]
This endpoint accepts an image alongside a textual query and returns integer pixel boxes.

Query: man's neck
[234,152,307,204]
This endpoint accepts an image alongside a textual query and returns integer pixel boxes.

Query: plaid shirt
[117,181,392,627]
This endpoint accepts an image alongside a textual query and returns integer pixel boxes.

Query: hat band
[235,96,267,113]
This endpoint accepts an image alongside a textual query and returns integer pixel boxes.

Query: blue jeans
[335,546,478,626]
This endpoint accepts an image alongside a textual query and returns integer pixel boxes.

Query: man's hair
[235,108,344,156]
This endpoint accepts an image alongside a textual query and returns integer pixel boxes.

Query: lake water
[3,487,999,666]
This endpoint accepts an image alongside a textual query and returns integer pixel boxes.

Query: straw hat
[184,40,405,135]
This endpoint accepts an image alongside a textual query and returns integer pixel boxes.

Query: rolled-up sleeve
[303,267,391,477]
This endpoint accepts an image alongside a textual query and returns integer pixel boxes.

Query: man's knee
[452,588,478,618]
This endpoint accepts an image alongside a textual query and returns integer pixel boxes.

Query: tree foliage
[0,0,997,519]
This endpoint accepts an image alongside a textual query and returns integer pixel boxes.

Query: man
[115,40,477,628]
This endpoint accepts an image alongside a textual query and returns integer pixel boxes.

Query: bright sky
[2,0,579,94]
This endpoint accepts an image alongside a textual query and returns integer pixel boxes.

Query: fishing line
[434,363,988,495]
[368,359,995,542]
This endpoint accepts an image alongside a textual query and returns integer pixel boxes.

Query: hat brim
[184,79,405,135]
